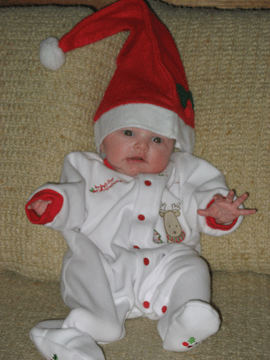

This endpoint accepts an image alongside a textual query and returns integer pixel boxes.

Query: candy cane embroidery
[153,230,163,244]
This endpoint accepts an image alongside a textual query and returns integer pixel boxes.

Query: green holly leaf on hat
[51,355,59,360]
[176,83,194,110]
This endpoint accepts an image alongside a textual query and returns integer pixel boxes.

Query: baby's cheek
[151,155,169,173]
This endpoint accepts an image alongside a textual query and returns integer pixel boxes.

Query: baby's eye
[152,137,162,143]
[123,130,134,137]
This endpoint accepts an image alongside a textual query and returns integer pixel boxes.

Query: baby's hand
[197,190,257,224]
[27,199,52,217]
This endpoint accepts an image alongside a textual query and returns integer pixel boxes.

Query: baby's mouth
[127,157,144,162]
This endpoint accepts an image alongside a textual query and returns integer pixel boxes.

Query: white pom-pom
[39,37,65,71]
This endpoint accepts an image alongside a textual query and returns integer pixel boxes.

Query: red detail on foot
[182,342,188,347]
[162,306,167,313]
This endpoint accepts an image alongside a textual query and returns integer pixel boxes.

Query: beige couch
[1,1,269,359]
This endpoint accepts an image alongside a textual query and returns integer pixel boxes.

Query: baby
[26,126,256,359]
[26,1,256,359]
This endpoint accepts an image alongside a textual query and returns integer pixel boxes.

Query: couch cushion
[1,270,269,359]
[0,1,269,280]
[1,0,269,9]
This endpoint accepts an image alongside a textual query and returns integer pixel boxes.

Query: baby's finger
[225,190,235,202]
[213,194,223,201]
[238,208,257,216]
[197,209,209,217]
[233,192,249,207]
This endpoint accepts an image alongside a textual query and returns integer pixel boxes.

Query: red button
[145,180,152,186]
[143,258,149,266]
[138,215,145,221]
[143,301,150,308]
[162,306,167,313]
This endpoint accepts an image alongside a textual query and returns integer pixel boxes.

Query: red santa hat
[39,0,195,153]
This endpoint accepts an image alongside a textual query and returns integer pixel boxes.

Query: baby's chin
[118,168,143,177]
[115,164,146,177]
[109,157,169,177]
[118,163,165,177]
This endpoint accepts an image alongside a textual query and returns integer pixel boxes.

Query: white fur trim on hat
[39,37,65,71]
[94,104,195,154]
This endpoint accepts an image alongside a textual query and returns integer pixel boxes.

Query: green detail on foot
[188,337,196,344]
[52,355,58,360]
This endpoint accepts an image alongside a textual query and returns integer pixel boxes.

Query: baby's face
[100,127,175,177]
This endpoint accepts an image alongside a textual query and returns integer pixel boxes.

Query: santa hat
[39,0,195,153]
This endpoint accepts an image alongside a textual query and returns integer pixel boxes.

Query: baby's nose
[135,139,149,150]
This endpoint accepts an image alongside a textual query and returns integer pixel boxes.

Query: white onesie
[26,151,242,359]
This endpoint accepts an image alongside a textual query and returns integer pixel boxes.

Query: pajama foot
[159,300,221,352]
[29,320,105,360]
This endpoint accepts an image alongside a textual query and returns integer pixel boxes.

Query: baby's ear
[100,143,105,154]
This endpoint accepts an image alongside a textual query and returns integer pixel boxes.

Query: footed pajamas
[26,151,242,360]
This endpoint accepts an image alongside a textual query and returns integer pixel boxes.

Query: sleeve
[177,153,243,237]
[204,197,238,231]
[25,189,64,225]
[25,152,87,231]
